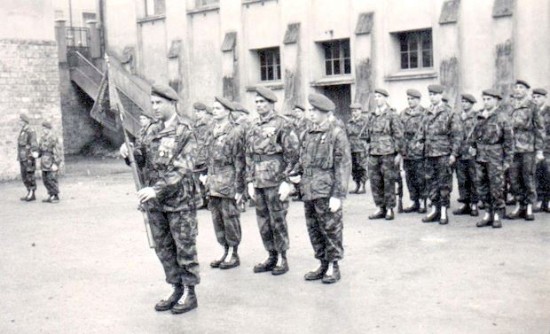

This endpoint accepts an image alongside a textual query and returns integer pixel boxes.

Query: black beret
[308,93,335,112]
[461,93,477,104]
[428,84,444,94]
[20,113,30,123]
[406,89,422,98]
[214,96,235,111]
[293,103,305,111]
[42,120,52,129]
[533,88,548,96]
[232,102,249,114]
[151,84,179,101]
[515,79,530,89]
[374,88,389,97]
[193,102,207,110]
[349,103,362,109]
[255,86,277,102]
[482,89,502,100]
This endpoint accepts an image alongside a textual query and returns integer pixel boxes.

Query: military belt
[252,154,283,162]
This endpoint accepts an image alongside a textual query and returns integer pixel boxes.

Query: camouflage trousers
[535,156,550,202]
[368,155,396,208]
[20,161,36,191]
[254,186,289,253]
[425,156,453,208]
[403,159,426,202]
[304,198,343,262]
[42,171,59,196]
[351,152,368,184]
[509,152,537,205]
[456,159,478,204]
[148,209,200,286]
[475,160,505,211]
[208,196,242,247]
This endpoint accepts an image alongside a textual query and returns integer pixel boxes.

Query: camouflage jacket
[134,115,197,212]
[399,106,426,160]
[417,103,462,157]
[470,106,514,166]
[17,124,38,163]
[206,121,246,198]
[193,119,212,170]
[295,116,312,143]
[457,110,479,160]
[539,104,550,154]
[294,120,351,201]
[364,106,403,156]
[38,132,62,171]
[510,98,545,153]
[245,112,300,188]
[345,115,368,153]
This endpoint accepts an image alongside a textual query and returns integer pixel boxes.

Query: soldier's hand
[247,182,255,201]
[119,143,132,158]
[468,147,477,157]
[329,197,341,212]
[199,174,208,185]
[503,163,510,171]
[51,164,58,172]
[536,151,544,162]
[394,154,402,167]
[235,193,243,204]
[449,155,456,166]
[278,181,291,201]
[289,175,301,184]
[137,187,156,203]
[31,152,39,159]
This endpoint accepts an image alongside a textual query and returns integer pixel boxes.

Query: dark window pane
[342,41,350,57]
[401,52,409,69]
[410,52,418,68]
[422,51,432,67]
[267,66,273,80]
[276,65,281,80]
[333,60,341,74]
[326,60,332,75]
[344,59,351,74]
[400,39,408,52]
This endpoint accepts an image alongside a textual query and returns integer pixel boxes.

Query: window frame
[144,0,165,17]
[322,39,351,76]
[257,47,282,82]
[397,29,433,70]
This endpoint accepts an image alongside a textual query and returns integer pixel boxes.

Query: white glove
[247,182,255,201]
[31,152,39,159]
[468,147,477,157]
[137,187,156,203]
[119,143,131,158]
[394,154,402,167]
[51,163,58,172]
[329,197,341,213]
[289,175,301,184]
[449,154,456,166]
[235,193,243,204]
[199,174,208,185]
[278,181,291,201]
[536,151,544,162]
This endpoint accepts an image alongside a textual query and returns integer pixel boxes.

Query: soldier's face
[351,108,361,118]
[293,108,303,119]
[139,115,151,127]
[461,100,473,111]
[151,95,174,121]
[533,94,546,106]
[483,96,497,109]
[374,93,386,107]
[407,96,420,108]
[514,84,528,99]
[429,92,442,105]
[309,107,328,124]
[255,96,273,115]
[212,102,230,120]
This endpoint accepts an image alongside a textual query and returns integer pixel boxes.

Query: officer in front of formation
[345,102,368,194]
[453,93,479,217]
[18,113,39,202]
[120,84,200,315]
[245,86,300,276]
[506,80,545,221]
[417,84,462,225]
[533,88,550,212]
[470,89,514,228]
[206,96,246,270]
[289,93,351,284]
[193,102,212,209]
[365,88,403,220]
[400,89,428,214]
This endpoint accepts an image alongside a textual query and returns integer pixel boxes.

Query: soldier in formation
[193,102,212,209]
[533,88,550,212]
[345,103,368,194]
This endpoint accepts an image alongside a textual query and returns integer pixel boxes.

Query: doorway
[322,84,351,123]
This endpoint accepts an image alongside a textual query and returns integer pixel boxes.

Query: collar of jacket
[404,106,423,116]
[258,111,277,124]
[461,109,477,120]
[310,119,332,133]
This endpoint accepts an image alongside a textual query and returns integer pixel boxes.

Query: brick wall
[0,39,64,181]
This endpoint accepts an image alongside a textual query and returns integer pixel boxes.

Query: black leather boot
[322,262,341,284]
[403,200,420,213]
[171,285,198,314]
[25,190,36,202]
[422,206,440,223]
[492,210,503,228]
[272,251,289,275]
[210,246,229,268]
[51,195,60,203]
[505,204,525,220]
[439,207,449,225]
[368,207,386,220]
[349,182,360,194]
[418,199,427,214]
[219,247,240,269]
[476,211,493,228]
[253,250,278,273]
[357,182,366,194]
[42,195,53,203]
[452,203,471,215]
[385,208,395,220]
[155,284,184,311]
[470,203,479,217]
[20,189,31,201]
[304,260,329,281]
[525,204,535,221]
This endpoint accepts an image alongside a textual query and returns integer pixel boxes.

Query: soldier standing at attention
[471,90,514,228]
[419,84,462,225]
[39,121,62,203]
[400,89,428,214]
[346,103,368,194]
[532,88,550,212]
[17,113,39,201]
[506,80,545,221]
[453,94,480,217]
[232,102,253,211]
[193,102,212,209]
[206,96,245,270]
[290,93,351,284]
[246,86,299,276]
[365,88,403,221]
[120,84,200,314]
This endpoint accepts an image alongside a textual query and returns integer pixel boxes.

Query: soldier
[506,80,545,221]
[346,103,368,194]
[193,102,212,209]
[246,86,299,276]
[119,84,200,314]
[533,88,550,212]
[400,89,428,214]
[289,93,351,284]
[503,93,519,206]
[453,94,480,217]
[232,102,253,210]
[17,113,39,201]
[206,96,245,270]
[418,84,462,225]
[290,103,312,202]
[471,89,514,228]
[38,121,62,203]
[365,88,404,220]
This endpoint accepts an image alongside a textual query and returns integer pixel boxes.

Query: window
[145,0,165,16]
[82,12,96,24]
[323,39,351,76]
[258,48,281,81]
[398,30,433,70]
[195,0,219,7]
